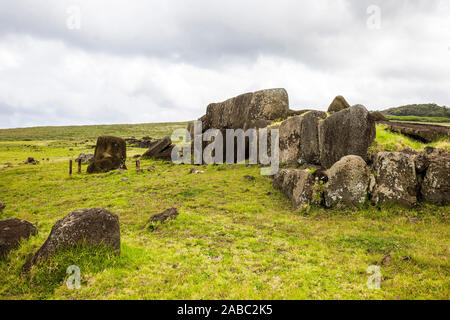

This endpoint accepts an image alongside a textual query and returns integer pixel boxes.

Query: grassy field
[0,123,448,300]
[385,115,450,125]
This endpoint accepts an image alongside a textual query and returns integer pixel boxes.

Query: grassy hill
[0,123,448,299]
[381,104,449,117]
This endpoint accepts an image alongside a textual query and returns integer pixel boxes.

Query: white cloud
[0,0,449,128]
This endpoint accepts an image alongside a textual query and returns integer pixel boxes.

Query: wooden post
[136,160,141,172]
[77,159,82,174]
[69,160,73,176]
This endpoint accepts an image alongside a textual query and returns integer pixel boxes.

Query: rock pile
[274,148,449,209]
[125,136,153,148]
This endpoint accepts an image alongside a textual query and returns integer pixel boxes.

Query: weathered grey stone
[279,116,303,165]
[327,95,350,113]
[273,169,315,209]
[319,104,376,168]
[203,88,289,131]
[325,155,369,207]
[75,152,94,164]
[421,150,450,205]
[0,219,37,258]
[299,111,327,164]
[372,152,418,207]
[87,136,127,173]
[23,208,120,272]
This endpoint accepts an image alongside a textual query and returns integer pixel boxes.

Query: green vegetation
[0,122,448,300]
[381,104,450,118]
[370,124,450,154]
[385,115,450,124]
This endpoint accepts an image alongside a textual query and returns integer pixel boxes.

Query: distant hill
[381,104,450,118]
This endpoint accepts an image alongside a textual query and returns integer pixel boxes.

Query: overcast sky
[0,0,449,128]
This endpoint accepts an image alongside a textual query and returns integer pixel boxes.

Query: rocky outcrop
[324,156,370,207]
[372,152,418,207]
[0,219,37,258]
[23,208,120,272]
[273,169,315,209]
[421,150,450,205]
[87,136,127,173]
[327,95,350,113]
[318,104,376,169]
[142,136,174,160]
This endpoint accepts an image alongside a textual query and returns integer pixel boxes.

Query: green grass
[385,115,450,124]
[0,123,448,300]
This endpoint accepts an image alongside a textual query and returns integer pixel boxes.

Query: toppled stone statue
[87,136,127,173]
[142,136,175,160]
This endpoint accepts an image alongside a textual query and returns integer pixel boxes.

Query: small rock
[142,208,179,229]
[381,253,392,266]
[189,168,204,174]
[75,153,94,164]
[0,201,5,213]
[121,177,129,181]
[0,218,38,258]
[147,166,155,172]
[24,157,38,165]
[243,175,256,181]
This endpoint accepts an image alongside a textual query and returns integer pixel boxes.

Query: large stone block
[319,105,375,169]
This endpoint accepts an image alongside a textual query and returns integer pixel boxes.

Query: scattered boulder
[142,208,179,229]
[75,152,94,164]
[87,136,127,173]
[23,208,120,272]
[142,136,174,160]
[24,157,38,165]
[299,111,327,164]
[372,152,418,207]
[319,104,376,168]
[243,175,256,181]
[324,155,370,207]
[0,219,37,258]
[189,168,204,174]
[327,95,350,113]
[0,201,5,213]
[273,169,315,209]
[421,150,450,205]
[279,116,303,165]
